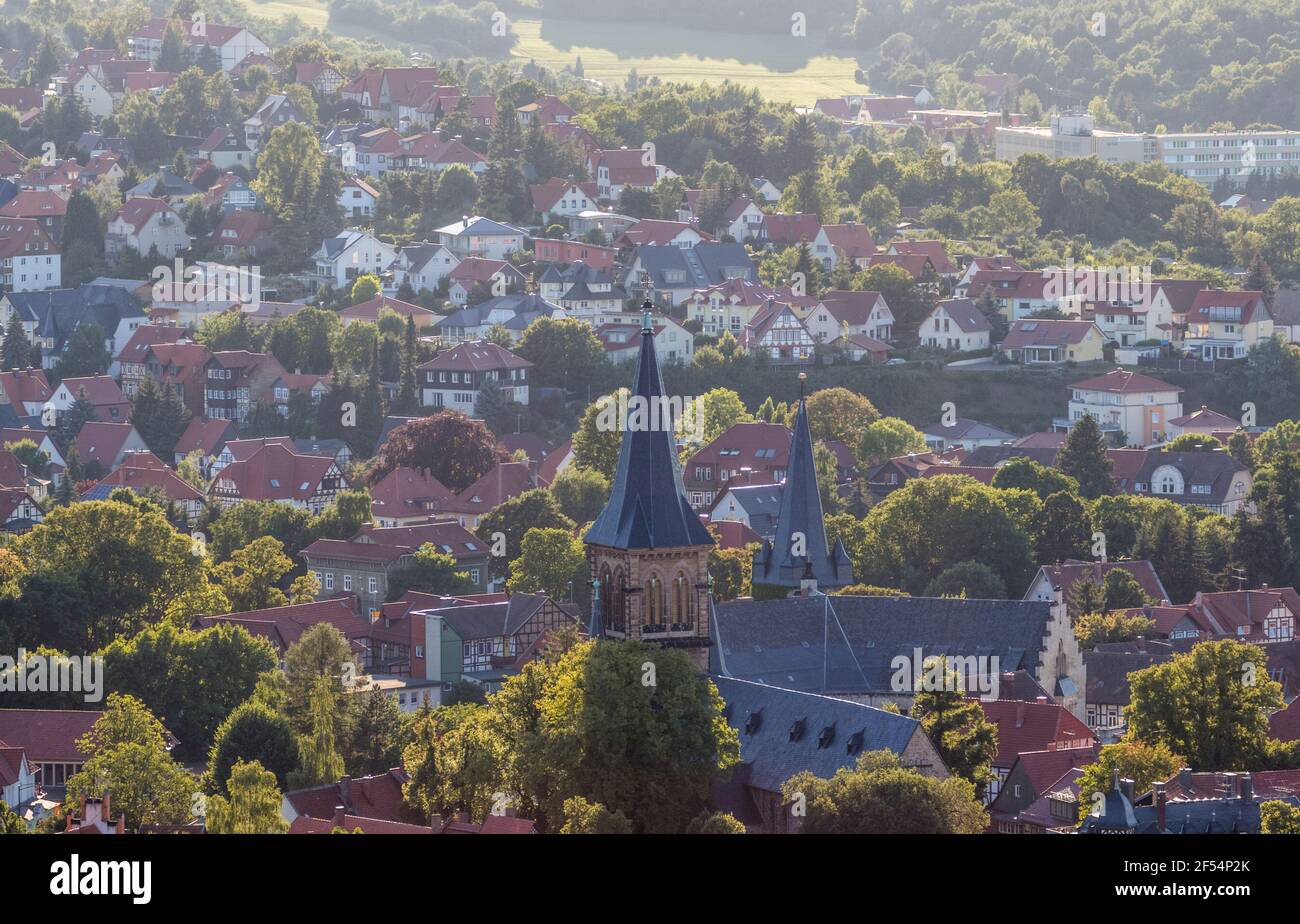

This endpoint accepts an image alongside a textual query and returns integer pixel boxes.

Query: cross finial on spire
[641,299,653,334]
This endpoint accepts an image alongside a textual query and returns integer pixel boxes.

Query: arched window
[611,568,625,632]
[600,565,612,625]
[646,574,664,627]
[674,571,691,625]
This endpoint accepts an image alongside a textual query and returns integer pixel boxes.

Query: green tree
[559,796,633,833]
[403,703,504,823]
[1127,640,1282,769]
[212,536,294,613]
[1057,415,1115,498]
[206,699,299,794]
[549,466,610,524]
[857,416,927,467]
[0,311,31,370]
[799,387,879,448]
[476,489,574,582]
[924,560,1006,599]
[290,675,347,789]
[507,527,586,601]
[571,389,627,480]
[369,411,503,492]
[130,376,192,458]
[910,664,999,798]
[515,317,607,395]
[783,749,986,834]
[1261,801,1300,834]
[1034,491,1092,564]
[385,544,474,601]
[205,759,289,834]
[1074,741,1183,820]
[991,457,1081,500]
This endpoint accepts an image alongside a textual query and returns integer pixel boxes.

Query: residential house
[441,460,542,528]
[684,278,776,337]
[0,708,102,791]
[1130,448,1252,515]
[533,237,617,271]
[202,172,260,213]
[623,242,758,307]
[0,368,50,417]
[741,301,816,364]
[212,210,275,258]
[208,441,347,513]
[980,694,1096,805]
[338,176,378,219]
[388,240,459,293]
[683,421,790,509]
[712,196,767,242]
[3,283,146,371]
[886,239,960,277]
[1165,405,1242,440]
[203,350,287,422]
[106,197,190,259]
[74,421,148,473]
[368,466,458,526]
[84,451,204,524]
[417,340,531,415]
[920,297,991,352]
[707,482,785,539]
[338,293,438,329]
[804,289,895,344]
[822,222,876,269]
[431,293,559,345]
[197,125,252,170]
[408,593,579,688]
[1062,368,1184,447]
[593,148,673,200]
[988,746,1099,832]
[1001,319,1106,364]
[1024,560,1171,615]
[1184,289,1275,360]
[0,218,60,293]
[921,418,1015,453]
[616,218,711,250]
[134,341,211,415]
[537,261,625,318]
[0,190,68,243]
[243,94,306,154]
[433,216,527,260]
[516,94,574,127]
[447,258,525,307]
[44,375,130,424]
[0,485,41,531]
[765,213,834,270]
[293,61,345,95]
[172,415,237,467]
[129,17,269,72]
[530,177,599,224]
[313,229,397,290]
[594,316,694,364]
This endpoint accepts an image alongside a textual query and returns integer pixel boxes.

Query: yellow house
[1184,290,1274,360]
[1001,318,1106,364]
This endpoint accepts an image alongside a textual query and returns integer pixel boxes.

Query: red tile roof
[197,595,365,649]
[818,289,887,326]
[1187,289,1269,325]
[338,294,438,324]
[530,177,598,213]
[1072,368,1182,394]
[0,218,55,257]
[116,324,187,365]
[0,189,68,219]
[418,341,530,373]
[173,416,236,457]
[822,222,875,261]
[0,708,102,762]
[618,218,709,247]
[448,461,538,514]
[887,239,958,274]
[0,368,50,405]
[285,769,410,824]
[448,257,513,285]
[369,467,457,521]
[1040,559,1171,606]
[73,421,139,469]
[979,699,1096,770]
[1013,746,1099,794]
[95,451,203,502]
[1002,319,1100,348]
[212,442,341,502]
[110,196,176,233]
[763,212,822,246]
[57,375,126,409]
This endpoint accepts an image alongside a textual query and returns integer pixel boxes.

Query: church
[582,302,1085,721]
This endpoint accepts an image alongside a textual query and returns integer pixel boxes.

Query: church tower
[585,302,715,666]
[752,376,854,595]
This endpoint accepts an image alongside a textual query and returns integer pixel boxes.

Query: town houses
[3,12,1300,856]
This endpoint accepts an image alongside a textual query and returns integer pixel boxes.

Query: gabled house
[172,414,237,467]
[0,217,61,293]
[979,694,1096,805]
[338,293,438,328]
[73,421,148,474]
[446,258,525,307]
[805,289,895,344]
[592,147,673,200]
[368,467,458,527]
[1184,289,1274,360]
[197,125,252,170]
[684,277,776,336]
[433,216,527,260]
[1062,368,1184,447]
[921,417,1015,453]
[616,218,711,250]
[1130,448,1251,515]
[821,222,876,269]
[388,240,458,293]
[763,213,833,269]
[44,375,130,424]
[212,210,275,258]
[208,441,347,513]
[313,229,397,290]
[920,297,991,352]
[1001,319,1106,364]
[106,197,190,259]
[129,17,268,72]
[707,482,786,539]
[202,349,288,422]
[623,242,758,306]
[0,708,103,791]
[338,176,378,219]
[988,746,1098,832]
[684,421,791,509]
[417,340,530,415]
[741,301,815,364]
[0,368,51,416]
[0,190,68,243]
[134,341,211,416]
[242,94,306,154]
[84,450,204,523]
[530,177,599,224]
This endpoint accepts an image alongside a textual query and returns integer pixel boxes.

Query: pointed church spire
[585,301,714,551]
[753,378,854,591]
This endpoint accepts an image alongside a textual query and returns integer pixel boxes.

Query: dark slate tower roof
[753,388,852,590]
[584,304,714,551]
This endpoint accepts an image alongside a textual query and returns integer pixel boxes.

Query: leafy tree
[549,466,610,524]
[1261,801,1300,834]
[685,810,747,833]
[515,317,607,396]
[1164,433,1223,452]
[559,796,633,833]
[1075,610,1157,647]
[206,699,299,794]
[1057,415,1114,498]
[1074,741,1183,821]
[991,457,1080,500]
[283,623,357,738]
[129,376,192,459]
[212,536,295,613]
[205,759,289,834]
[683,388,753,446]
[798,387,879,448]
[0,800,24,834]
[208,501,315,563]
[369,411,503,492]
[858,475,1035,595]
[290,675,346,789]
[385,544,473,601]
[708,543,757,602]
[856,416,927,467]
[493,639,739,832]
[16,499,203,647]
[404,701,505,823]
[344,683,405,777]
[924,560,1006,599]
[783,749,986,834]
[910,665,999,798]
[1127,640,1282,769]
[1034,491,1092,564]
[476,489,574,582]
[350,274,381,304]
[65,693,194,830]
[507,527,585,601]
[571,389,627,480]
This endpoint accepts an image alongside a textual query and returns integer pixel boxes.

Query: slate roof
[711,594,1056,695]
[5,284,142,354]
[631,242,757,290]
[752,395,852,590]
[712,675,934,795]
[712,483,784,537]
[1082,647,1170,707]
[932,297,991,333]
[584,311,714,551]
[921,416,1014,443]
[415,592,552,641]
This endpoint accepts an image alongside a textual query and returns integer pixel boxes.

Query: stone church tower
[584,303,715,667]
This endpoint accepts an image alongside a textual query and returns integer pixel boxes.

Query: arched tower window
[674,571,691,625]
[646,574,664,627]
[600,565,612,625]
[611,567,625,632]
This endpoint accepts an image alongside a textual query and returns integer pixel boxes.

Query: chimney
[1239,772,1253,802]
[1035,695,1048,704]
[1119,777,1136,803]
[338,774,353,812]
[1000,671,1015,699]
[1178,766,1193,790]
[332,805,347,829]
[1154,782,1167,831]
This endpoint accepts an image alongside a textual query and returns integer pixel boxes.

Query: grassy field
[244,0,330,29]
[509,18,863,104]
[239,3,865,103]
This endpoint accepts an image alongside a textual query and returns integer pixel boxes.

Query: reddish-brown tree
[369,411,505,492]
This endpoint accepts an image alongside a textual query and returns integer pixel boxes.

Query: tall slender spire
[753,380,853,591]
[585,301,714,551]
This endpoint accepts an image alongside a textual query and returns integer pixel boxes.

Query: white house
[0,219,60,292]
[804,290,895,344]
[920,297,992,352]
[1062,368,1184,447]
[388,241,459,294]
[105,197,190,259]
[434,216,527,260]
[417,341,531,416]
[338,177,378,219]
[313,229,398,290]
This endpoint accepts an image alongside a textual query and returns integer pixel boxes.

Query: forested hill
[536,0,1300,130]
